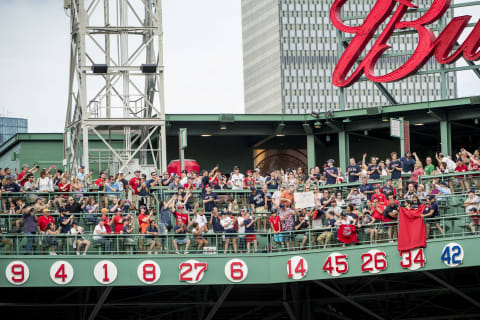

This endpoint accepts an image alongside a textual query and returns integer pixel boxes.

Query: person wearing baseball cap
[128,170,142,209]
[422,194,444,237]
[175,204,190,226]
[468,207,480,234]
[325,159,339,185]
[229,165,244,190]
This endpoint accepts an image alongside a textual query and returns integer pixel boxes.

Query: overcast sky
[0,0,478,133]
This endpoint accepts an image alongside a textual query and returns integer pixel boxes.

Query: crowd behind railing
[1,149,480,256]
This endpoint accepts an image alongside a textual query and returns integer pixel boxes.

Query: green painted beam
[307,135,315,169]
[338,131,349,173]
[165,97,476,123]
[440,120,452,155]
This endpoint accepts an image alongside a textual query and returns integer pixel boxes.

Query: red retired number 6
[225,259,248,282]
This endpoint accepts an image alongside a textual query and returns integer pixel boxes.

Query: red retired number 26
[361,252,387,272]
[179,262,207,282]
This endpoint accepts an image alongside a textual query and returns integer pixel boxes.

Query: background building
[241,0,457,114]
[0,116,27,145]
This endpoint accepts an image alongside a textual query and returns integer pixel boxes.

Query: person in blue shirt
[202,184,218,212]
[145,220,162,254]
[137,175,150,208]
[324,159,339,185]
[317,212,336,248]
[208,207,224,233]
[388,152,403,180]
[367,157,381,180]
[422,195,444,237]
[347,158,361,183]
[249,187,266,212]
[265,171,280,189]
[359,177,374,200]
[400,151,416,173]
[243,212,257,253]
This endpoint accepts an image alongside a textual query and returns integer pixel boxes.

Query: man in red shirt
[17,164,38,187]
[450,159,469,192]
[175,205,190,226]
[269,209,282,245]
[244,170,256,188]
[37,208,54,233]
[129,170,141,209]
[371,186,387,205]
[113,210,131,234]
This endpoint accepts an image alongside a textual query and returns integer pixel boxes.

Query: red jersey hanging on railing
[330,0,480,87]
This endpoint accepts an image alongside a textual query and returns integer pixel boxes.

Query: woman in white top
[93,220,111,252]
[37,169,53,192]
[70,222,90,255]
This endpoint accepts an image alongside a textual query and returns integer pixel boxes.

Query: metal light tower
[64,0,167,174]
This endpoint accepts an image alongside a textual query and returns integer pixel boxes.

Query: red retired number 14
[330,0,480,87]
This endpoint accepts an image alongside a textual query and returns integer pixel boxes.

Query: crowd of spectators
[1,148,480,255]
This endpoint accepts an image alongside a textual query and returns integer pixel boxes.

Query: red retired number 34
[330,0,480,87]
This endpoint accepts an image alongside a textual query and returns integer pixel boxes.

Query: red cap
[246,170,252,174]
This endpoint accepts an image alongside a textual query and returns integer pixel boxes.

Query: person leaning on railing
[22,206,37,254]
[70,221,90,255]
[93,219,111,253]
[294,208,311,250]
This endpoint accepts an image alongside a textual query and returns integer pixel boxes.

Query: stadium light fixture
[382,116,389,122]
[219,124,227,130]
[141,64,157,73]
[91,64,108,74]
[314,121,322,128]
[201,134,212,137]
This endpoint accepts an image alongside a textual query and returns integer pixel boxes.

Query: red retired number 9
[6,261,30,285]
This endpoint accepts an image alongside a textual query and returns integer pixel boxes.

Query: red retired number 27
[179,262,207,282]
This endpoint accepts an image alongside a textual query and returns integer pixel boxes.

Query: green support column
[440,120,452,156]
[338,131,349,173]
[307,135,316,169]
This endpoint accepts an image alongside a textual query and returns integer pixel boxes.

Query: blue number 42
[441,245,462,265]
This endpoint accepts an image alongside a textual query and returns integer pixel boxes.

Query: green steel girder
[1,236,479,288]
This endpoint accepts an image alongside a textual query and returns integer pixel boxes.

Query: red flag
[337,224,358,244]
[397,203,426,251]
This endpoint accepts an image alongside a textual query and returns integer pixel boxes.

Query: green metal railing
[0,211,476,256]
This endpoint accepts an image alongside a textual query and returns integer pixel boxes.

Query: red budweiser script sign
[330,0,480,87]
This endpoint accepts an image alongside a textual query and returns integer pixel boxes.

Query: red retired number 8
[11,264,24,283]
[143,264,156,281]
[230,262,244,280]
